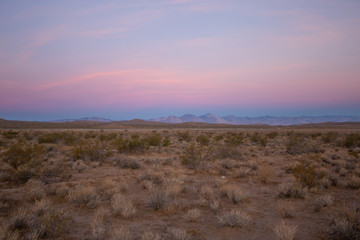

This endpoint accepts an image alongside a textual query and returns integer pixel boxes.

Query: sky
[0,0,360,121]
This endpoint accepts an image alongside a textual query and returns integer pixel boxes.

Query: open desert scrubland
[0,127,360,240]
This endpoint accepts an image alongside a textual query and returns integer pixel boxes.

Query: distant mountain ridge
[152,114,360,126]
[50,117,112,123]
[48,114,360,126]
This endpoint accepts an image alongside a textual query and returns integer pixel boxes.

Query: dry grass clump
[149,189,168,210]
[220,184,249,204]
[347,176,360,189]
[184,208,201,222]
[140,231,162,240]
[72,159,87,173]
[112,226,133,240]
[37,207,69,240]
[115,156,141,169]
[68,184,100,209]
[167,227,191,240]
[164,179,184,199]
[91,207,109,240]
[111,193,136,218]
[0,219,20,240]
[8,208,31,232]
[277,201,296,218]
[198,184,215,200]
[326,206,360,240]
[278,183,307,199]
[273,220,298,240]
[218,209,250,227]
[25,179,46,201]
[32,198,52,217]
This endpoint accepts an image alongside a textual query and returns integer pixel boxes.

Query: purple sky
[1,0,360,121]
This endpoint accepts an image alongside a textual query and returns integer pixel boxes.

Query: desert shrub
[214,134,224,142]
[266,131,279,139]
[68,185,100,209]
[98,132,117,142]
[277,201,296,218]
[162,137,171,147]
[38,132,62,144]
[115,157,141,169]
[326,206,360,240]
[167,227,191,240]
[141,231,162,240]
[111,193,136,218]
[177,131,192,142]
[218,209,250,227]
[250,132,267,147]
[215,146,243,160]
[3,144,44,169]
[113,135,148,153]
[196,134,210,146]
[149,189,168,210]
[322,132,339,144]
[71,142,112,162]
[343,133,360,148]
[286,133,319,154]
[2,130,19,139]
[273,220,298,240]
[184,208,201,222]
[145,133,162,147]
[181,142,202,169]
[278,183,307,199]
[225,132,243,146]
[293,163,325,188]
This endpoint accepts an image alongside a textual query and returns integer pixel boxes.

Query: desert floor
[0,127,359,240]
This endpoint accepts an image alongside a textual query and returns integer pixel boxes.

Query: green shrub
[113,135,148,154]
[250,132,267,147]
[3,144,44,169]
[162,137,171,147]
[71,142,112,161]
[266,131,278,139]
[2,130,19,139]
[145,133,162,147]
[38,133,62,144]
[181,142,202,169]
[286,133,319,154]
[196,134,211,146]
[293,163,325,188]
[343,133,360,148]
[322,131,339,144]
[98,133,117,142]
[177,131,192,142]
[225,132,243,146]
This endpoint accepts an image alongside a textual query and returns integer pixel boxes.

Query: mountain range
[152,113,360,126]
[48,114,360,126]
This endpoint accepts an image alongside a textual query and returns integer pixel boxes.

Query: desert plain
[0,121,359,240]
